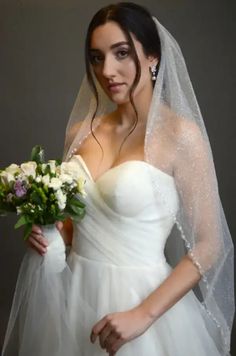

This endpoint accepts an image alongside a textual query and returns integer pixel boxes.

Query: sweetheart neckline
[73,154,175,184]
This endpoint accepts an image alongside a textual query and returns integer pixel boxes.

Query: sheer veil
[62,16,234,355]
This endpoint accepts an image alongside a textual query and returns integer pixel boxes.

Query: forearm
[60,218,73,246]
[139,254,201,321]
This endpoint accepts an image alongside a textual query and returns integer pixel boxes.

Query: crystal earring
[150,64,157,81]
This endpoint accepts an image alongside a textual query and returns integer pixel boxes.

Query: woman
[2,2,234,355]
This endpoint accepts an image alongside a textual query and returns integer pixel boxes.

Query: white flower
[55,189,67,210]
[59,173,73,185]
[17,173,29,185]
[20,161,37,179]
[42,174,50,186]
[5,164,21,175]
[6,193,14,203]
[42,160,57,174]
[48,160,57,174]
[55,165,61,176]
[0,171,15,185]
[60,161,81,180]
[41,163,47,173]
[48,177,63,190]
[16,206,22,215]
[35,175,42,183]
[77,177,87,197]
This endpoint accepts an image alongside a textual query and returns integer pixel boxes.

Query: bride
[2,2,234,355]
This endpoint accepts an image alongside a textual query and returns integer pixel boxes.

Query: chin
[105,92,131,105]
[112,98,130,105]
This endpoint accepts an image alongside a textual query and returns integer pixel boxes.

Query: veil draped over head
[62,16,234,356]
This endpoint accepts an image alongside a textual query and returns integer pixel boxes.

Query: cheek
[92,68,102,80]
[140,60,151,79]
[119,60,136,80]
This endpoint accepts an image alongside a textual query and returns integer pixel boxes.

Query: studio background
[0,0,235,353]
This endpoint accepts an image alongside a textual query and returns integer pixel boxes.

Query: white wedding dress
[2,154,223,356]
[65,154,222,355]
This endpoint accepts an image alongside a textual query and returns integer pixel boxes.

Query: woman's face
[89,21,158,105]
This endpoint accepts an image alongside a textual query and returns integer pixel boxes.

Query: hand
[27,224,48,256]
[27,221,63,256]
[28,221,66,256]
[90,306,154,355]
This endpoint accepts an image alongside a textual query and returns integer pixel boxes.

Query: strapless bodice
[69,155,179,267]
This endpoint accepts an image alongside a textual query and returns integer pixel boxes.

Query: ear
[148,55,159,67]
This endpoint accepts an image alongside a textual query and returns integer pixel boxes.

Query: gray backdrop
[0,0,235,353]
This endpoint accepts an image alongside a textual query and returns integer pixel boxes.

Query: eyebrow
[89,41,130,52]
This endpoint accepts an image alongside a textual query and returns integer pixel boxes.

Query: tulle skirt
[66,250,222,356]
[2,226,224,356]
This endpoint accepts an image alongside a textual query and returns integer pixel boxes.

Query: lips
[107,82,125,92]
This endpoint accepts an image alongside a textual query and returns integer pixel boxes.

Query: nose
[102,55,116,79]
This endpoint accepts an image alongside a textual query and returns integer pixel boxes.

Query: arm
[139,119,221,320]
[139,256,201,321]
[56,218,73,246]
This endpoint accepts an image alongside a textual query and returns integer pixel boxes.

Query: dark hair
[85,2,161,159]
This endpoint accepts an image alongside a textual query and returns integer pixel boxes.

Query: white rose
[17,173,29,184]
[59,173,73,184]
[5,164,21,176]
[35,175,42,183]
[55,165,61,176]
[48,177,63,190]
[48,160,57,174]
[55,189,66,210]
[42,160,57,174]
[20,161,37,179]
[0,171,15,185]
[42,174,50,186]
[60,161,80,180]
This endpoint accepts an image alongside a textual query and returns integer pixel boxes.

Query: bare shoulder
[67,120,85,137]
[171,116,205,148]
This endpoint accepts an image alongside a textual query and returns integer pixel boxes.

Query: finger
[29,231,48,246]
[109,338,124,356]
[29,225,48,245]
[28,236,48,254]
[31,224,42,234]
[90,316,110,343]
[104,332,120,353]
[55,221,63,231]
[99,324,113,349]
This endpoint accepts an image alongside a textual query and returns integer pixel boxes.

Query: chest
[74,122,175,181]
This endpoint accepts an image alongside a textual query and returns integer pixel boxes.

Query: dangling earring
[150,64,157,81]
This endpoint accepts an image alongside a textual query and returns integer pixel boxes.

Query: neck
[114,83,154,128]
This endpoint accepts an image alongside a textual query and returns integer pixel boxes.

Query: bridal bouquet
[0,145,86,240]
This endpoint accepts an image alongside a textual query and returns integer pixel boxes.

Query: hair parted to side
[84,2,161,159]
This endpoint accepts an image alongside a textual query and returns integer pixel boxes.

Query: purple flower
[14,180,27,198]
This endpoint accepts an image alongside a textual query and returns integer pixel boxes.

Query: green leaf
[44,164,51,175]
[70,204,85,216]
[14,215,28,229]
[70,196,85,208]
[30,191,42,204]
[23,223,33,240]
[70,212,85,222]
[55,213,66,220]
[31,145,45,164]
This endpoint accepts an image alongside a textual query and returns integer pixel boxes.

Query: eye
[116,49,129,59]
[90,54,104,65]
